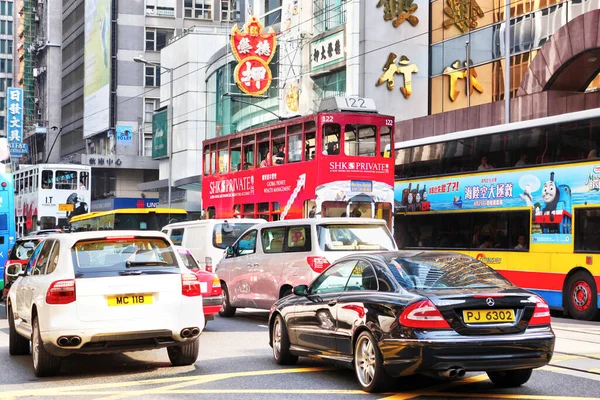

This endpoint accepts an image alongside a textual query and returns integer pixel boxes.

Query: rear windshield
[72,237,178,275]
[178,250,199,270]
[213,222,258,249]
[317,224,396,251]
[386,255,513,290]
[10,240,40,261]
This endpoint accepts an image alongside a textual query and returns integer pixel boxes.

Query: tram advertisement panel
[395,161,600,244]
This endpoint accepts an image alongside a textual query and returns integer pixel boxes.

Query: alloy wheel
[355,335,376,387]
[32,323,39,370]
[273,318,282,359]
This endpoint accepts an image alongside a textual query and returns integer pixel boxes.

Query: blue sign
[395,160,600,245]
[9,143,28,155]
[91,197,159,212]
[116,125,133,146]
[351,180,373,192]
[7,87,23,157]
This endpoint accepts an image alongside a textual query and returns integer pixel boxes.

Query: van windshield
[317,224,396,251]
[213,222,258,249]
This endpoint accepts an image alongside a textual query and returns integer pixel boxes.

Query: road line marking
[381,374,489,399]
[258,324,269,328]
[414,392,600,400]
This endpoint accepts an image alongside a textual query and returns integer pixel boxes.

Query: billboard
[83,0,111,138]
[152,108,168,159]
[116,125,133,146]
[6,87,24,157]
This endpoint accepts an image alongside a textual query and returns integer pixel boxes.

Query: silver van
[215,218,397,316]
[161,219,266,271]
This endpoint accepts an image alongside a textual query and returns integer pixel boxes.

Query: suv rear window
[10,240,40,261]
[213,222,258,249]
[72,237,178,276]
[317,224,395,251]
[386,255,512,290]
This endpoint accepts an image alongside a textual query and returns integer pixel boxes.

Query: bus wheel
[566,271,600,321]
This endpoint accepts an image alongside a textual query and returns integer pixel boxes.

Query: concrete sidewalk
[551,321,600,373]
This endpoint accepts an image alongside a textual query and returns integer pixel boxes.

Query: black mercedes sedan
[268,251,555,392]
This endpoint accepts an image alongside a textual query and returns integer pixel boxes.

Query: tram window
[272,138,285,165]
[305,130,316,160]
[230,145,241,171]
[203,145,210,175]
[575,208,600,252]
[218,141,228,174]
[381,126,392,158]
[243,204,255,217]
[258,141,270,167]
[288,134,302,163]
[344,125,376,157]
[42,170,53,189]
[243,134,255,169]
[322,123,340,155]
[56,171,77,190]
[258,202,269,220]
[210,144,217,175]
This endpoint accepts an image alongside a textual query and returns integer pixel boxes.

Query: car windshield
[213,222,258,249]
[72,237,178,272]
[178,250,199,270]
[10,240,40,261]
[386,254,513,290]
[317,224,395,251]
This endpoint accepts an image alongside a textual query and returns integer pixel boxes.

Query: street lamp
[134,55,175,208]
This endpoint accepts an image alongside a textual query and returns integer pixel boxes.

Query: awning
[174,175,202,192]
[137,179,169,192]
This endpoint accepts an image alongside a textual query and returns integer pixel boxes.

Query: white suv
[5,231,204,377]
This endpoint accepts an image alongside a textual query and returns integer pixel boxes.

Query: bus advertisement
[393,112,600,321]
[202,97,395,229]
[0,166,16,293]
[14,164,92,236]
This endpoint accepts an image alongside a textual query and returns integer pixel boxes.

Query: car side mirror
[5,263,24,277]
[225,246,234,258]
[293,284,308,296]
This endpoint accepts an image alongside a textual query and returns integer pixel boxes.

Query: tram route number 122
[344,98,366,108]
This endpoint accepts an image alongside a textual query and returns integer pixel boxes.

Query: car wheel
[354,330,391,392]
[565,271,600,321]
[219,284,236,317]
[272,314,298,365]
[167,338,199,366]
[8,306,30,356]
[487,368,533,388]
[32,316,61,377]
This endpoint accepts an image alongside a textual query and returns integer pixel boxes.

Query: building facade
[0,0,14,141]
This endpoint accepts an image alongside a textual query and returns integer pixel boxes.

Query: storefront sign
[376,0,419,27]
[9,143,28,156]
[376,53,418,99]
[310,30,345,71]
[443,60,483,101]
[152,108,168,159]
[116,125,133,146]
[7,87,24,157]
[231,16,277,96]
[443,0,484,33]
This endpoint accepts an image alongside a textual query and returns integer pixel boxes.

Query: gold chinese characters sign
[443,0,484,33]
[443,60,483,101]
[376,53,418,99]
[376,0,419,27]
[230,16,277,96]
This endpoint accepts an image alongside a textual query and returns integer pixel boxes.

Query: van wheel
[168,339,199,366]
[219,284,236,317]
[566,271,600,321]
[8,306,30,356]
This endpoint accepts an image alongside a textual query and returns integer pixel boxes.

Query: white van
[161,219,266,272]
[215,218,397,316]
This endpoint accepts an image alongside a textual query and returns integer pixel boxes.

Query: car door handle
[328,300,337,306]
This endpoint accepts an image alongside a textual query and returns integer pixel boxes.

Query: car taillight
[46,280,76,305]
[212,275,220,288]
[529,296,551,326]
[205,257,213,272]
[307,256,330,273]
[399,299,450,329]
[181,273,201,297]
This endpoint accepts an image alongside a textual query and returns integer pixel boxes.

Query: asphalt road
[1,303,600,400]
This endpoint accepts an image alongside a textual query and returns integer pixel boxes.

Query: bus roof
[69,208,187,222]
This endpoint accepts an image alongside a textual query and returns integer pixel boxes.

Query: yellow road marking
[590,369,600,373]
[381,374,489,399]
[413,393,600,400]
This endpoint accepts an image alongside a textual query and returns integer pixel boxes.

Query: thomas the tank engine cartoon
[534,171,572,234]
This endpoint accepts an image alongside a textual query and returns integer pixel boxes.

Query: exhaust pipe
[57,336,70,347]
[456,368,466,378]
[181,328,191,338]
[70,336,82,346]
[190,327,200,336]
[438,369,458,378]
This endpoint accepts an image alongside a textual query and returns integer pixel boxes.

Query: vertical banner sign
[152,108,168,159]
[230,16,277,96]
[116,125,133,146]
[7,87,25,157]
[280,0,301,116]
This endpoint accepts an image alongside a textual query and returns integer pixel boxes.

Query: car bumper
[203,295,222,316]
[380,327,555,377]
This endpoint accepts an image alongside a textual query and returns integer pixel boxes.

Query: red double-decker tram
[201,97,395,228]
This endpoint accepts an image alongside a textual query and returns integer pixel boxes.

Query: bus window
[42,170,53,189]
[56,171,77,190]
[322,123,340,155]
[575,208,600,252]
[79,171,89,190]
[40,216,56,229]
[380,126,392,158]
[230,138,241,171]
[345,125,376,156]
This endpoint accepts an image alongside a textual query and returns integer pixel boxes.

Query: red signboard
[230,16,277,96]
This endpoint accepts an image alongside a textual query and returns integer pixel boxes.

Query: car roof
[244,217,389,229]
[338,250,476,263]
[50,230,171,247]
[162,218,267,229]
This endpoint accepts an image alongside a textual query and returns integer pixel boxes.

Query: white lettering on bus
[209,176,254,195]
[329,162,388,172]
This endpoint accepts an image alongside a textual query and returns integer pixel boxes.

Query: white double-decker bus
[13,164,91,236]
